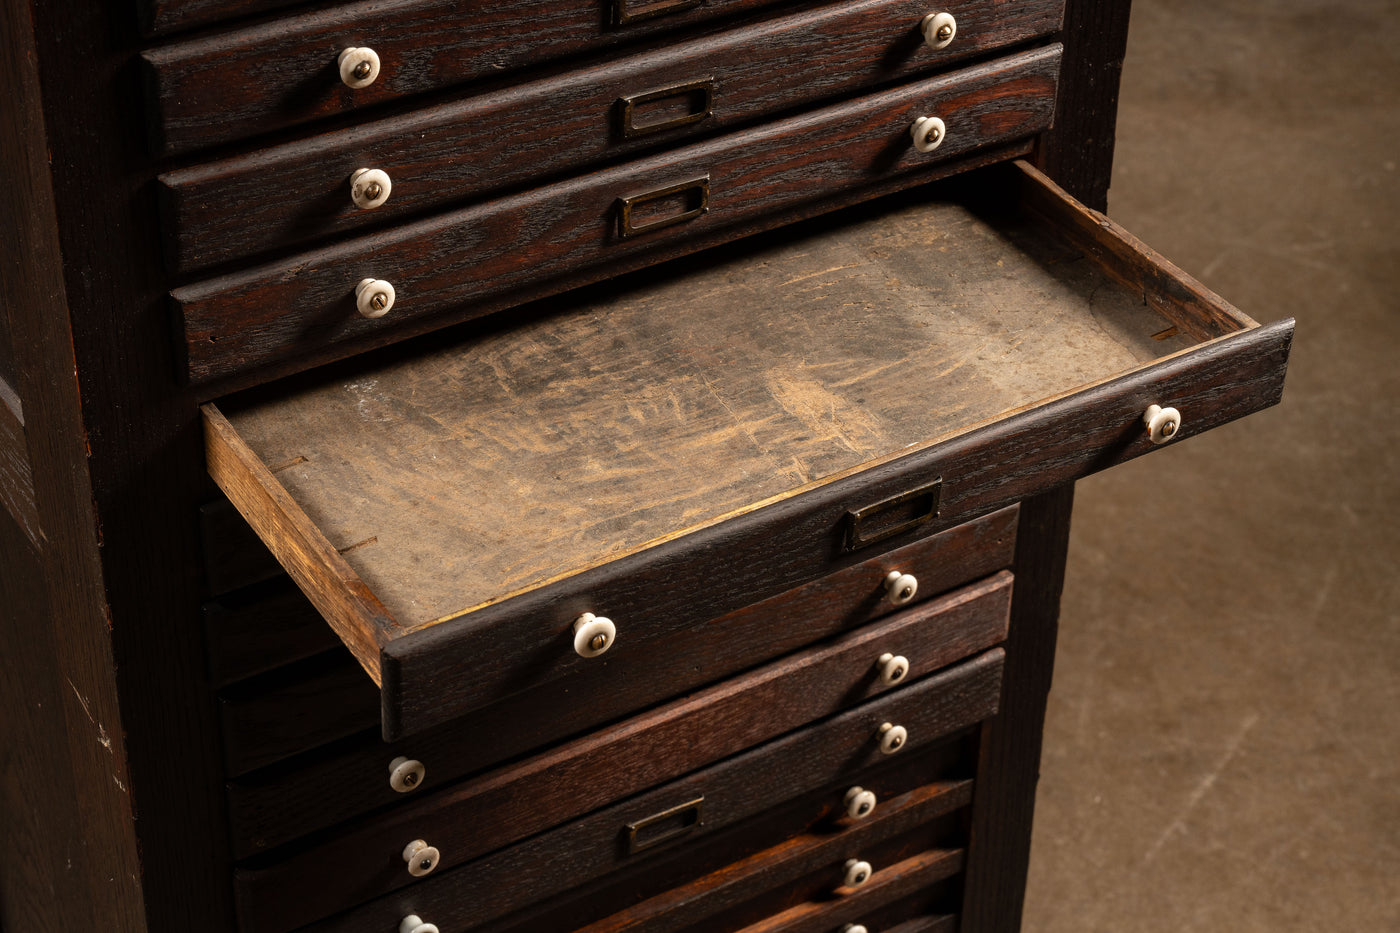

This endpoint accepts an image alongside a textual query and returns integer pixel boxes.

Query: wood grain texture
[1010,160,1251,339]
[225,510,1016,857]
[200,496,283,595]
[140,0,803,153]
[203,581,341,686]
[731,848,963,933]
[568,780,973,933]
[219,657,378,776]
[0,0,151,927]
[159,0,1064,272]
[959,487,1072,933]
[268,649,1003,933]
[204,401,400,681]
[233,573,1007,882]
[176,47,1062,381]
[490,735,973,933]
[1034,0,1132,210]
[0,377,39,546]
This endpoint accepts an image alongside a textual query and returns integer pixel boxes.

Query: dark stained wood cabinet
[0,1,1290,931]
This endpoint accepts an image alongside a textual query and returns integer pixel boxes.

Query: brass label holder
[613,0,703,25]
[617,76,715,139]
[624,797,705,855]
[845,478,943,551]
[617,176,710,238]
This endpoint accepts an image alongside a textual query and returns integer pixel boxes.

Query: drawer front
[235,647,1004,932]
[175,45,1062,383]
[204,583,339,687]
[226,569,1008,854]
[224,510,1015,855]
[142,0,804,154]
[559,779,972,933]
[215,505,1014,786]
[218,659,376,776]
[495,735,976,933]
[160,0,1064,273]
[732,850,963,933]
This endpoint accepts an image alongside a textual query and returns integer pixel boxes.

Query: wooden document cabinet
[0,1,1290,931]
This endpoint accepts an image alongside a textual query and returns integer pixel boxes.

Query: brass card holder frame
[845,478,943,551]
[613,0,703,25]
[625,797,705,855]
[617,176,710,238]
[617,77,715,139]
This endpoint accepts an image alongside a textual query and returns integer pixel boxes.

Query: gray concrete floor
[1022,0,1400,929]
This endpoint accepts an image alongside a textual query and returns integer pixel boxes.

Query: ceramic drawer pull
[883,571,918,606]
[843,926,869,933]
[355,278,396,318]
[572,612,616,658]
[844,786,877,820]
[350,168,392,210]
[400,916,439,933]
[877,721,907,754]
[338,47,381,88]
[877,652,909,685]
[1144,404,1182,444]
[402,839,440,878]
[910,115,946,153]
[388,756,425,794]
[842,858,874,889]
[921,11,957,49]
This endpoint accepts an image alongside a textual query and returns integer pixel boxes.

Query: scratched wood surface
[225,189,1194,634]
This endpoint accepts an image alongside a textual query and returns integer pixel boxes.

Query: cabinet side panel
[1037,0,1133,209]
[0,0,145,927]
[18,0,238,927]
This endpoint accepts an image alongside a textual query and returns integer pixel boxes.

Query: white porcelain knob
[350,167,392,210]
[843,858,874,888]
[572,612,616,658]
[402,839,440,878]
[877,722,908,755]
[388,756,425,793]
[400,916,440,933]
[910,115,946,153]
[338,47,381,88]
[843,926,869,933]
[877,652,910,686]
[882,571,918,606]
[1143,404,1182,445]
[844,786,877,820]
[921,11,957,49]
[355,278,395,318]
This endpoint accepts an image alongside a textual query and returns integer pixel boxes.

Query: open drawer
[203,160,1293,740]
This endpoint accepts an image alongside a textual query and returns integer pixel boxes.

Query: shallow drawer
[242,649,1002,932]
[218,657,376,776]
[554,779,972,933]
[204,582,339,687]
[228,562,1013,856]
[730,850,963,933]
[175,45,1061,383]
[159,0,1063,273]
[203,159,1292,740]
[490,733,977,933]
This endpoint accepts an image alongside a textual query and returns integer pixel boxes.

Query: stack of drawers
[203,504,1019,931]
[143,1,1069,928]
[129,0,1290,930]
